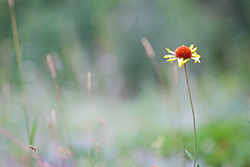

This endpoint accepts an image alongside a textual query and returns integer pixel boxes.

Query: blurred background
[0,0,250,166]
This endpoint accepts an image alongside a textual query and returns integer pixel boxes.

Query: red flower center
[175,46,192,59]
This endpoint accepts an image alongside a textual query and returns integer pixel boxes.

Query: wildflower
[164,45,201,67]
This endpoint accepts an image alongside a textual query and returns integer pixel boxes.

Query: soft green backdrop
[0,0,250,166]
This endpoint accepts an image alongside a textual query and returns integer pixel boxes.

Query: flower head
[164,45,201,67]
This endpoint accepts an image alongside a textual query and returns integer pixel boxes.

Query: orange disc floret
[175,46,192,59]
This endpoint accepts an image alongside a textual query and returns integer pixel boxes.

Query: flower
[164,45,201,67]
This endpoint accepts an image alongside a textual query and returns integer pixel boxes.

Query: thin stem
[8,0,30,141]
[0,126,50,165]
[29,145,47,167]
[37,154,46,167]
[87,72,92,167]
[46,55,76,166]
[184,64,197,167]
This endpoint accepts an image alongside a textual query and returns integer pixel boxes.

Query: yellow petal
[191,57,201,63]
[189,44,194,50]
[165,47,175,54]
[192,54,200,58]
[191,47,197,53]
[165,47,171,53]
[179,59,189,67]
[164,55,175,58]
[178,58,183,67]
[167,58,176,63]
[182,59,189,65]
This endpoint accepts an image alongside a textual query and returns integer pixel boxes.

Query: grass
[1,3,250,167]
[8,0,30,143]
[1,80,250,167]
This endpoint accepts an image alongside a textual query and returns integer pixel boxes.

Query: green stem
[184,64,197,167]
[9,0,30,140]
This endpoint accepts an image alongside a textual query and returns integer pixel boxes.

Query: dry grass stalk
[99,117,106,167]
[0,126,28,152]
[87,71,92,167]
[46,54,57,79]
[46,54,61,100]
[94,142,99,167]
[51,109,57,124]
[47,109,58,140]
[88,72,91,96]
[46,54,76,167]
[47,117,57,140]
[56,146,72,161]
[47,109,61,167]
[141,37,165,86]
[0,126,52,166]
[141,37,155,58]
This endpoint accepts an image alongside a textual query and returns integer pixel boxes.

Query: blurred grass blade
[197,164,199,167]
[29,119,38,145]
[185,149,195,161]
[9,0,30,141]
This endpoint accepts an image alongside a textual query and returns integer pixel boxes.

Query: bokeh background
[0,0,250,166]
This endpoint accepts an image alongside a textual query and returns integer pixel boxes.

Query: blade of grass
[29,119,38,145]
[8,0,30,140]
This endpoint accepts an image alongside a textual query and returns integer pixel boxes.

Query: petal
[167,58,176,63]
[179,59,189,67]
[164,55,175,58]
[165,47,175,55]
[165,47,171,53]
[191,47,197,53]
[191,57,201,63]
[189,44,194,50]
[182,59,189,65]
[192,54,200,58]
[177,58,183,67]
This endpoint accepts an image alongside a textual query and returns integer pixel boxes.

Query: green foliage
[180,119,250,167]
[198,119,250,167]
[29,119,38,145]
[185,149,195,161]
[113,117,250,166]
